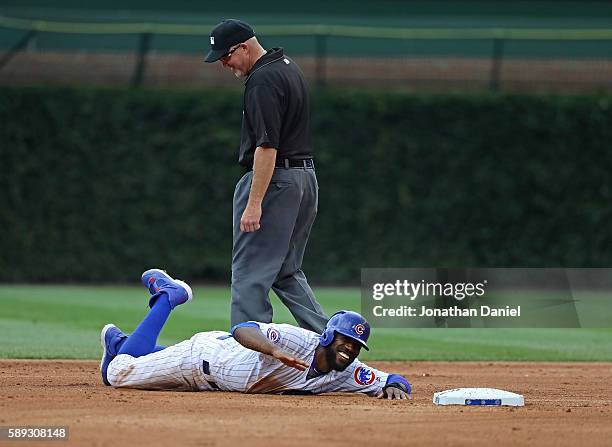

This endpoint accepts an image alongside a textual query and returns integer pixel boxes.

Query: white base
[433,388,524,406]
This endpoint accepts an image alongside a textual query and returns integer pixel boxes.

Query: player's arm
[376,374,412,400]
[240,146,276,233]
[339,362,411,401]
[232,324,309,371]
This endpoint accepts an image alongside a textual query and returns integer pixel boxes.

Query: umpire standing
[205,19,328,333]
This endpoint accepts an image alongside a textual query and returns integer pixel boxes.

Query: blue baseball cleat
[140,268,193,309]
[100,323,127,386]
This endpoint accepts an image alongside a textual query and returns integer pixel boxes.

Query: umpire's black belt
[275,158,314,169]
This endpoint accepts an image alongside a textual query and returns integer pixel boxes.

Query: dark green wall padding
[1,86,611,282]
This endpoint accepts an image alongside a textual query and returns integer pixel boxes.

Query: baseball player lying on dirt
[99,269,412,399]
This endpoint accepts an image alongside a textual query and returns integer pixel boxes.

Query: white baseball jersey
[107,322,389,395]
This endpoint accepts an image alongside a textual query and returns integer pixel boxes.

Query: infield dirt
[1,360,610,447]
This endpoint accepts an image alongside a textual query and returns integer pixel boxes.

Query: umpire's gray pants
[231,167,328,333]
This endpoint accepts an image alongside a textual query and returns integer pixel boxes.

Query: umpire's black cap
[204,19,255,63]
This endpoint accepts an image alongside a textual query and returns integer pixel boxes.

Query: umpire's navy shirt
[239,48,313,167]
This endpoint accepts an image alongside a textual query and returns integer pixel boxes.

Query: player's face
[326,334,362,371]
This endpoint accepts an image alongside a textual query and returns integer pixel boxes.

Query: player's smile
[336,350,351,366]
[333,335,361,366]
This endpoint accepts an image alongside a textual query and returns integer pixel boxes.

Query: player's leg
[107,339,198,391]
[119,269,192,356]
[100,326,168,386]
[100,269,192,386]
[230,171,301,328]
[116,293,173,357]
[100,302,174,386]
[272,169,328,333]
[108,332,222,392]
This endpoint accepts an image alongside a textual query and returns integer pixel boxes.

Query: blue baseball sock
[118,292,172,357]
[115,339,166,353]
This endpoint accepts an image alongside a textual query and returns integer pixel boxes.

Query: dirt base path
[1,360,610,446]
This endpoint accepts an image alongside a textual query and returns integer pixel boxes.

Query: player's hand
[240,204,262,232]
[376,387,412,400]
[271,348,309,371]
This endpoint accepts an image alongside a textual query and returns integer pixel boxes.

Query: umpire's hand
[241,203,262,232]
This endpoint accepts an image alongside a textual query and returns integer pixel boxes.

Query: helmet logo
[354,366,376,386]
[353,324,365,335]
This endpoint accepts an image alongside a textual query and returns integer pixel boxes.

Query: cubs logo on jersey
[266,327,280,344]
[354,366,376,386]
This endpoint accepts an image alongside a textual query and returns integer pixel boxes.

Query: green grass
[1,285,611,361]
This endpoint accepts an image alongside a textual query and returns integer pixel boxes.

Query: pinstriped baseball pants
[107,333,222,391]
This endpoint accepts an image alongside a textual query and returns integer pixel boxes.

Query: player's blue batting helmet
[319,310,370,350]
